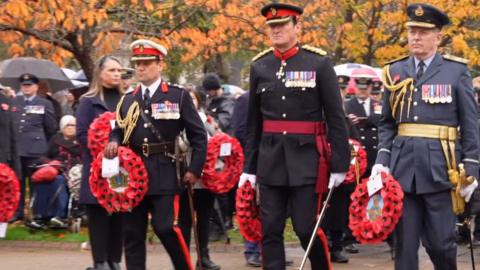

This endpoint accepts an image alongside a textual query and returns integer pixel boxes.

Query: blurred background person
[30,115,81,229]
[10,73,58,224]
[38,80,63,122]
[0,85,20,178]
[120,67,135,93]
[178,84,221,270]
[76,55,124,270]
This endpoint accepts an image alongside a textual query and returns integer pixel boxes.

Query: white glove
[328,172,347,189]
[238,173,256,188]
[460,179,478,203]
[369,164,390,181]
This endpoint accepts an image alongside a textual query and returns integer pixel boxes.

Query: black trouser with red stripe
[123,194,193,270]
[260,184,330,270]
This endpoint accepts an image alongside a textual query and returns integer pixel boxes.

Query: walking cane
[457,217,476,270]
[299,186,335,270]
[186,182,203,270]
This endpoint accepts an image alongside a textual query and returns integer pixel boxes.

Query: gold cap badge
[415,6,424,16]
[139,44,144,53]
[271,8,277,16]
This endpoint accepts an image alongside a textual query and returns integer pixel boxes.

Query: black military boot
[86,262,110,270]
[108,261,121,270]
[197,248,221,270]
[330,250,349,263]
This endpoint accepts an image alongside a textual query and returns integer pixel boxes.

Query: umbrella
[0,57,73,92]
[334,63,374,77]
[350,67,380,79]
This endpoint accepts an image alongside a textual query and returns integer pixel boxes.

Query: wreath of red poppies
[89,147,148,213]
[88,111,116,158]
[236,181,262,242]
[343,139,368,185]
[0,163,20,222]
[349,172,404,244]
[202,133,244,194]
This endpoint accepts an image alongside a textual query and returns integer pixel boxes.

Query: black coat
[345,97,381,171]
[0,93,19,171]
[207,95,235,134]
[231,91,249,147]
[244,46,350,187]
[13,95,58,158]
[110,83,207,195]
[76,95,114,204]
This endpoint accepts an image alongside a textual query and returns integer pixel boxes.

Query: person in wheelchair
[29,115,81,229]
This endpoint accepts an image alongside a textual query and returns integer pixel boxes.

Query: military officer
[10,74,57,223]
[370,79,383,102]
[240,3,350,269]
[345,77,381,176]
[371,4,479,270]
[104,40,207,270]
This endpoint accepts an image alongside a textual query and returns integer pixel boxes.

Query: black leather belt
[130,142,174,157]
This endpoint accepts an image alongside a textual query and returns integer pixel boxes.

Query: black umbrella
[0,57,74,92]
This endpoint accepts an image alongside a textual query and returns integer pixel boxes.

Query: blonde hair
[81,55,124,100]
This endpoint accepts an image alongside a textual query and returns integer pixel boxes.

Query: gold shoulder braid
[382,65,415,121]
[302,45,327,56]
[251,48,273,62]
[115,95,140,145]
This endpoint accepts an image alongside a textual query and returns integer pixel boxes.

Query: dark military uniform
[245,41,350,269]
[345,97,381,174]
[110,82,207,270]
[13,94,57,219]
[0,92,19,170]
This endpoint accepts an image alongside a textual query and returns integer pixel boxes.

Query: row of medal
[284,71,316,88]
[421,84,452,104]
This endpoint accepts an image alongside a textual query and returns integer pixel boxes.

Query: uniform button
[372,128,377,131]
[414,88,418,92]
[144,138,148,142]
[20,120,25,123]
[144,110,149,114]
[282,113,287,118]
[361,136,365,140]
[373,146,377,149]
[413,116,418,121]
[262,88,265,92]
[282,131,287,135]
[143,123,148,128]
[22,113,26,116]
[413,101,418,106]
[373,136,377,139]
[360,128,364,131]
[281,96,286,100]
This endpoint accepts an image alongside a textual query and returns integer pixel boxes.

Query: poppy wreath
[343,139,368,185]
[348,172,404,244]
[0,163,20,222]
[89,146,148,213]
[236,181,262,242]
[88,111,116,158]
[202,133,244,194]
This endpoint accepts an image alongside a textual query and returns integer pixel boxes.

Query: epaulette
[443,54,468,65]
[124,88,134,95]
[167,82,185,89]
[302,45,327,56]
[251,48,273,62]
[383,55,409,65]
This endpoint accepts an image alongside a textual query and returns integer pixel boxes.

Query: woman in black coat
[76,55,124,270]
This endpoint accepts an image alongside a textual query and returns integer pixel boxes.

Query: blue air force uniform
[375,4,479,270]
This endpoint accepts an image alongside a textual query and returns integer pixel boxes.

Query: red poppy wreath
[348,172,404,244]
[0,163,20,222]
[343,139,368,185]
[88,111,116,158]
[89,147,148,213]
[202,133,244,194]
[236,181,262,242]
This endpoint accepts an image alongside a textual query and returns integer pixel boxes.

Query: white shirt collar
[414,54,436,71]
[141,77,162,97]
[24,95,36,102]
[357,97,370,105]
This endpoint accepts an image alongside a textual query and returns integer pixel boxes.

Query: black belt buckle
[142,143,149,157]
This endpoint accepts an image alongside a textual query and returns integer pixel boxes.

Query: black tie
[143,88,150,108]
[417,61,425,79]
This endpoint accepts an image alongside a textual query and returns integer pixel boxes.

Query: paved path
[0,241,479,269]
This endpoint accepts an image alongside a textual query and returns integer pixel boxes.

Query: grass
[1,225,89,242]
[2,219,299,245]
